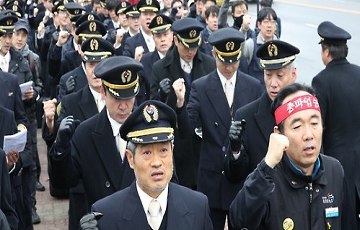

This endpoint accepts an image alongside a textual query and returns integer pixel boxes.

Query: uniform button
[222,146,226,152]
[316,189,319,193]
[105,181,110,188]
[305,186,308,190]
[214,122,218,126]
[222,171,224,175]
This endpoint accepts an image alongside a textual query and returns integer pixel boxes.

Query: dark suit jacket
[177,70,261,209]
[0,72,27,127]
[150,45,216,188]
[0,108,19,230]
[58,65,87,102]
[49,108,135,208]
[224,93,274,183]
[92,182,213,230]
[48,46,82,80]
[123,31,149,58]
[138,51,160,105]
[312,58,360,215]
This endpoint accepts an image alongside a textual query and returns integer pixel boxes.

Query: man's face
[232,4,247,17]
[205,13,218,31]
[1,33,13,56]
[128,16,140,33]
[57,10,69,27]
[174,36,197,63]
[12,29,27,50]
[139,11,157,34]
[195,0,203,16]
[92,3,101,13]
[163,0,172,10]
[264,66,297,101]
[119,13,128,28]
[172,1,183,17]
[85,61,101,91]
[127,141,173,198]
[108,9,118,22]
[257,15,276,41]
[201,0,215,19]
[44,0,54,11]
[280,91,322,175]
[100,86,136,124]
[153,30,173,54]
[215,55,239,79]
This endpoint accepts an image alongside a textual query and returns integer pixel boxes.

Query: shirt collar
[179,58,193,69]
[142,29,153,41]
[73,38,78,51]
[157,51,165,59]
[137,182,168,219]
[106,109,122,136]
[89,86,101,103]
[217,69,237,89]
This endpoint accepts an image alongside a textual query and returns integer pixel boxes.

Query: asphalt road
[231,0,360,84]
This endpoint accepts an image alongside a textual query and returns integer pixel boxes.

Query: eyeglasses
[262,19,276,25]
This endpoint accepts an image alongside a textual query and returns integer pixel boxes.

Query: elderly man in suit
[174,27,261,230]
[224,40,299,183]
[81,100,213,230]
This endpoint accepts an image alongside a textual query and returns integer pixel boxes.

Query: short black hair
[321,43,348,60]
[200,0,216,5]
[257,7,277,23]
[171,0,182,8]
[106,0,119,10]
[205,5,219,19]
[231,0,248,14]
[271,83,316,132]
[260,0,273,7]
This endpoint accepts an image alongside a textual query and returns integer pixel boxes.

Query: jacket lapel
[116,183,149,229]
[254,93,275,143]
[205,71,231,128]
[92,109,123,191]
[78,87,98,119]
[166,183,193,230]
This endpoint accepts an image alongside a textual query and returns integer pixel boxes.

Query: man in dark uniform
[48,56,141,210]
[123,0,159,59]
[224,40,299,183]
[57,19,108,101]
[81,100,214,230]
[150,18,215,189]
[138,14,173,105]
[174,27,261,230]
[312,21,360,228]
[45,37,115,230]
[229,83,356,230]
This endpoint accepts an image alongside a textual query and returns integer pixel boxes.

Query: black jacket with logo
[229,154,356,230]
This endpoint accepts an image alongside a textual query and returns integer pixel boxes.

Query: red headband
[274,95,321,125]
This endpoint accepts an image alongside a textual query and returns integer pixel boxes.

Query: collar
[73,38,78,51]
[106,109,122,136]
[257,33,277,45]
[129,30,138,37]
[179,58,193,69]
[141,28,153,40]
[157,51,165,59]
[112,19,120,29]
[1,51,11,63]
[217,69,237,90]
[136,182,168,220]
[89,86,101,102]
[287,156,321,181]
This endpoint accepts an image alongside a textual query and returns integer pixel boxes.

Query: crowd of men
[0,0,359,229]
